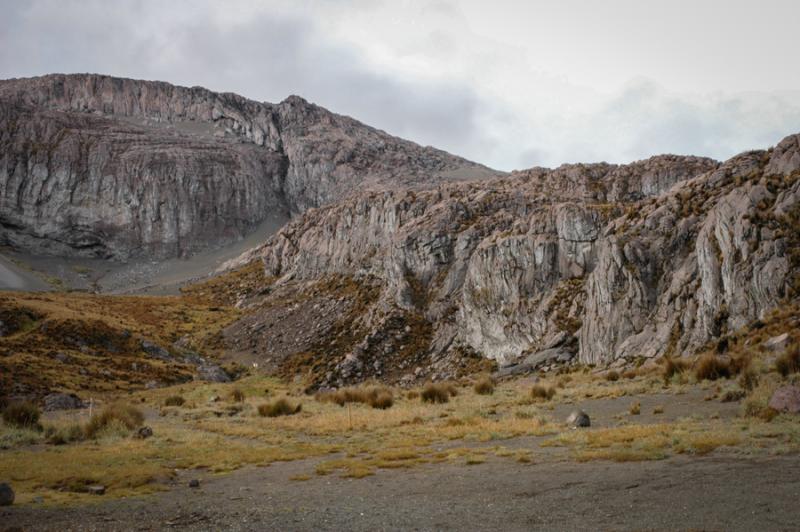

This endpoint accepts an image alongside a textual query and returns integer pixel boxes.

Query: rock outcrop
[0,74,492,259]
[234,134,799,374]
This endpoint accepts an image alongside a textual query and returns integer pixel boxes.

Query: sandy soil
[3,453,799,532]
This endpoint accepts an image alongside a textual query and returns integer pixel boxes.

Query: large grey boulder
[43,392,85,412]
[768,386,800,414]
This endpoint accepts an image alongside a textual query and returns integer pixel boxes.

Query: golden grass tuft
[629,401,641,415]
[662,356,690,384]
[164,395,185,407]
[775,346,800,377]
[2,401,41,429]
[316,386,395,409]
[85,403,144,439]
[530,384,556,401]
[605,370,620,382]
[473,376,495,395]
[229,388,246,403]
[258,398,302,417]
[694,354,731,381]
[421,383,457,404]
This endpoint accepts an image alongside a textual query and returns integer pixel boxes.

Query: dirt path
[4,453,799,531]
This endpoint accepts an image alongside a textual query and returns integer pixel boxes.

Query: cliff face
[234,135,799,377]
[0,74,490,258]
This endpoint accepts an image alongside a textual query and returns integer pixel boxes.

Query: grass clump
[775,346,800,377]
[258,398,302,417]
[164,395,185,407]
[2,401,41,429]
[629,401,641,415]
[44,423,85,445]
[662,356,690,384]
[85,403,144,439]
[317,386,394,409]
[421,383,457,404]
[605,370,620,382]
[694,354,731,381]
[530,385,556,401]
[473,376,495,395]
[229,388,246,403]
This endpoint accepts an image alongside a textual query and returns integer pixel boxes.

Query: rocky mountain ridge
[228,134,799,377]
[0,74,492,259]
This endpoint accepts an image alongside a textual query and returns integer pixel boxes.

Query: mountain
[220,135,800,384]
[0,74,494,259]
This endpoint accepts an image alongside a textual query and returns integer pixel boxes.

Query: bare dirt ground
[3,453,799,531]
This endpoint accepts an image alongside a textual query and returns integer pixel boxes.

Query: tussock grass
[164,395,185,407]
[662,356,690,384]
[85,403,144,439]
[229,388,246,403]
[629,401,641,415]
[421,383,457,404]
[694,354,731,381]
[2,401,41,429]
[317,386,394,409]
[605,370,620,382]
[530,384,556,401]
[776,346,800,377]
[473,376,495,395]
[258,398,302,417]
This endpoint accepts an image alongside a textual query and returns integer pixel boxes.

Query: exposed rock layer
[238,135,800,370]
[0,74,491,258]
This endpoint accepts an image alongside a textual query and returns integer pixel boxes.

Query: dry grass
[164,395,185,407]
[421,383,457,404]
[605,370,620,382]
[530,384,556,401]
[229,388,246,403]
[629,401,641,415]
[2,401,41,428]
[662,356,690,384]
[258,398,302,417]
[317,386,394,409]
[775,346,800,377]
[85,403,144,439]
[473,376,495,395]
[694,354,731,381]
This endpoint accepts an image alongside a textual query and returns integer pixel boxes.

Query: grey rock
[0,74,491,259]
[87,485,106,496]
[188,479,200,488]
[141,340,172,361]
[763,333,790,352]
[43,392,85,411]
[135,426,153,439]
[197,364,230,383]
[566,410,591,428]
[0,482,14,506]
[768,386,800,414]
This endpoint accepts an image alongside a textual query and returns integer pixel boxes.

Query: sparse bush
[421,383,456,404]
[229,388,246,403]
[653,405,664,414]
[629,401,641,415]
[530,385,556,401]
[662,356,690,384]
[775,346,800,377]
[164,395,185,407]
[622,369,638,379]
[694,354,731,381]
[473,376,495,395]
[605,370,620,382]
[258,398,302,417]
[85,403,144,438]
[406,390,419,400]
[2,401,41,429]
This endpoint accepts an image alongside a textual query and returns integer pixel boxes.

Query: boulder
[197,364,231,383]
[763,333,790,352]
[0,483,14,506]
[135,426,153,439]
[768,386,800,414]
[566,410,591,428]
[43,392,85,411]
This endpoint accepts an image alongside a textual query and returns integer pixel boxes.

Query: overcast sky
[2,0,799,170]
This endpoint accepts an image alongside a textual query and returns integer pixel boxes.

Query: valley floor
[3,452,799,531]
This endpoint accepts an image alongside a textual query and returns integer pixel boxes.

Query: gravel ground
[3,452,800,531]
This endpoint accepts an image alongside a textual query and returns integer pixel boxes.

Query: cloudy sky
[2,0,799,170]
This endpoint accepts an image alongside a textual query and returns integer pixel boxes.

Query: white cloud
[1,0,799,171]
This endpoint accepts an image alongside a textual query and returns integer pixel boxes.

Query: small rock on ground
[566,410,591,428]
[0,483,15,506]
